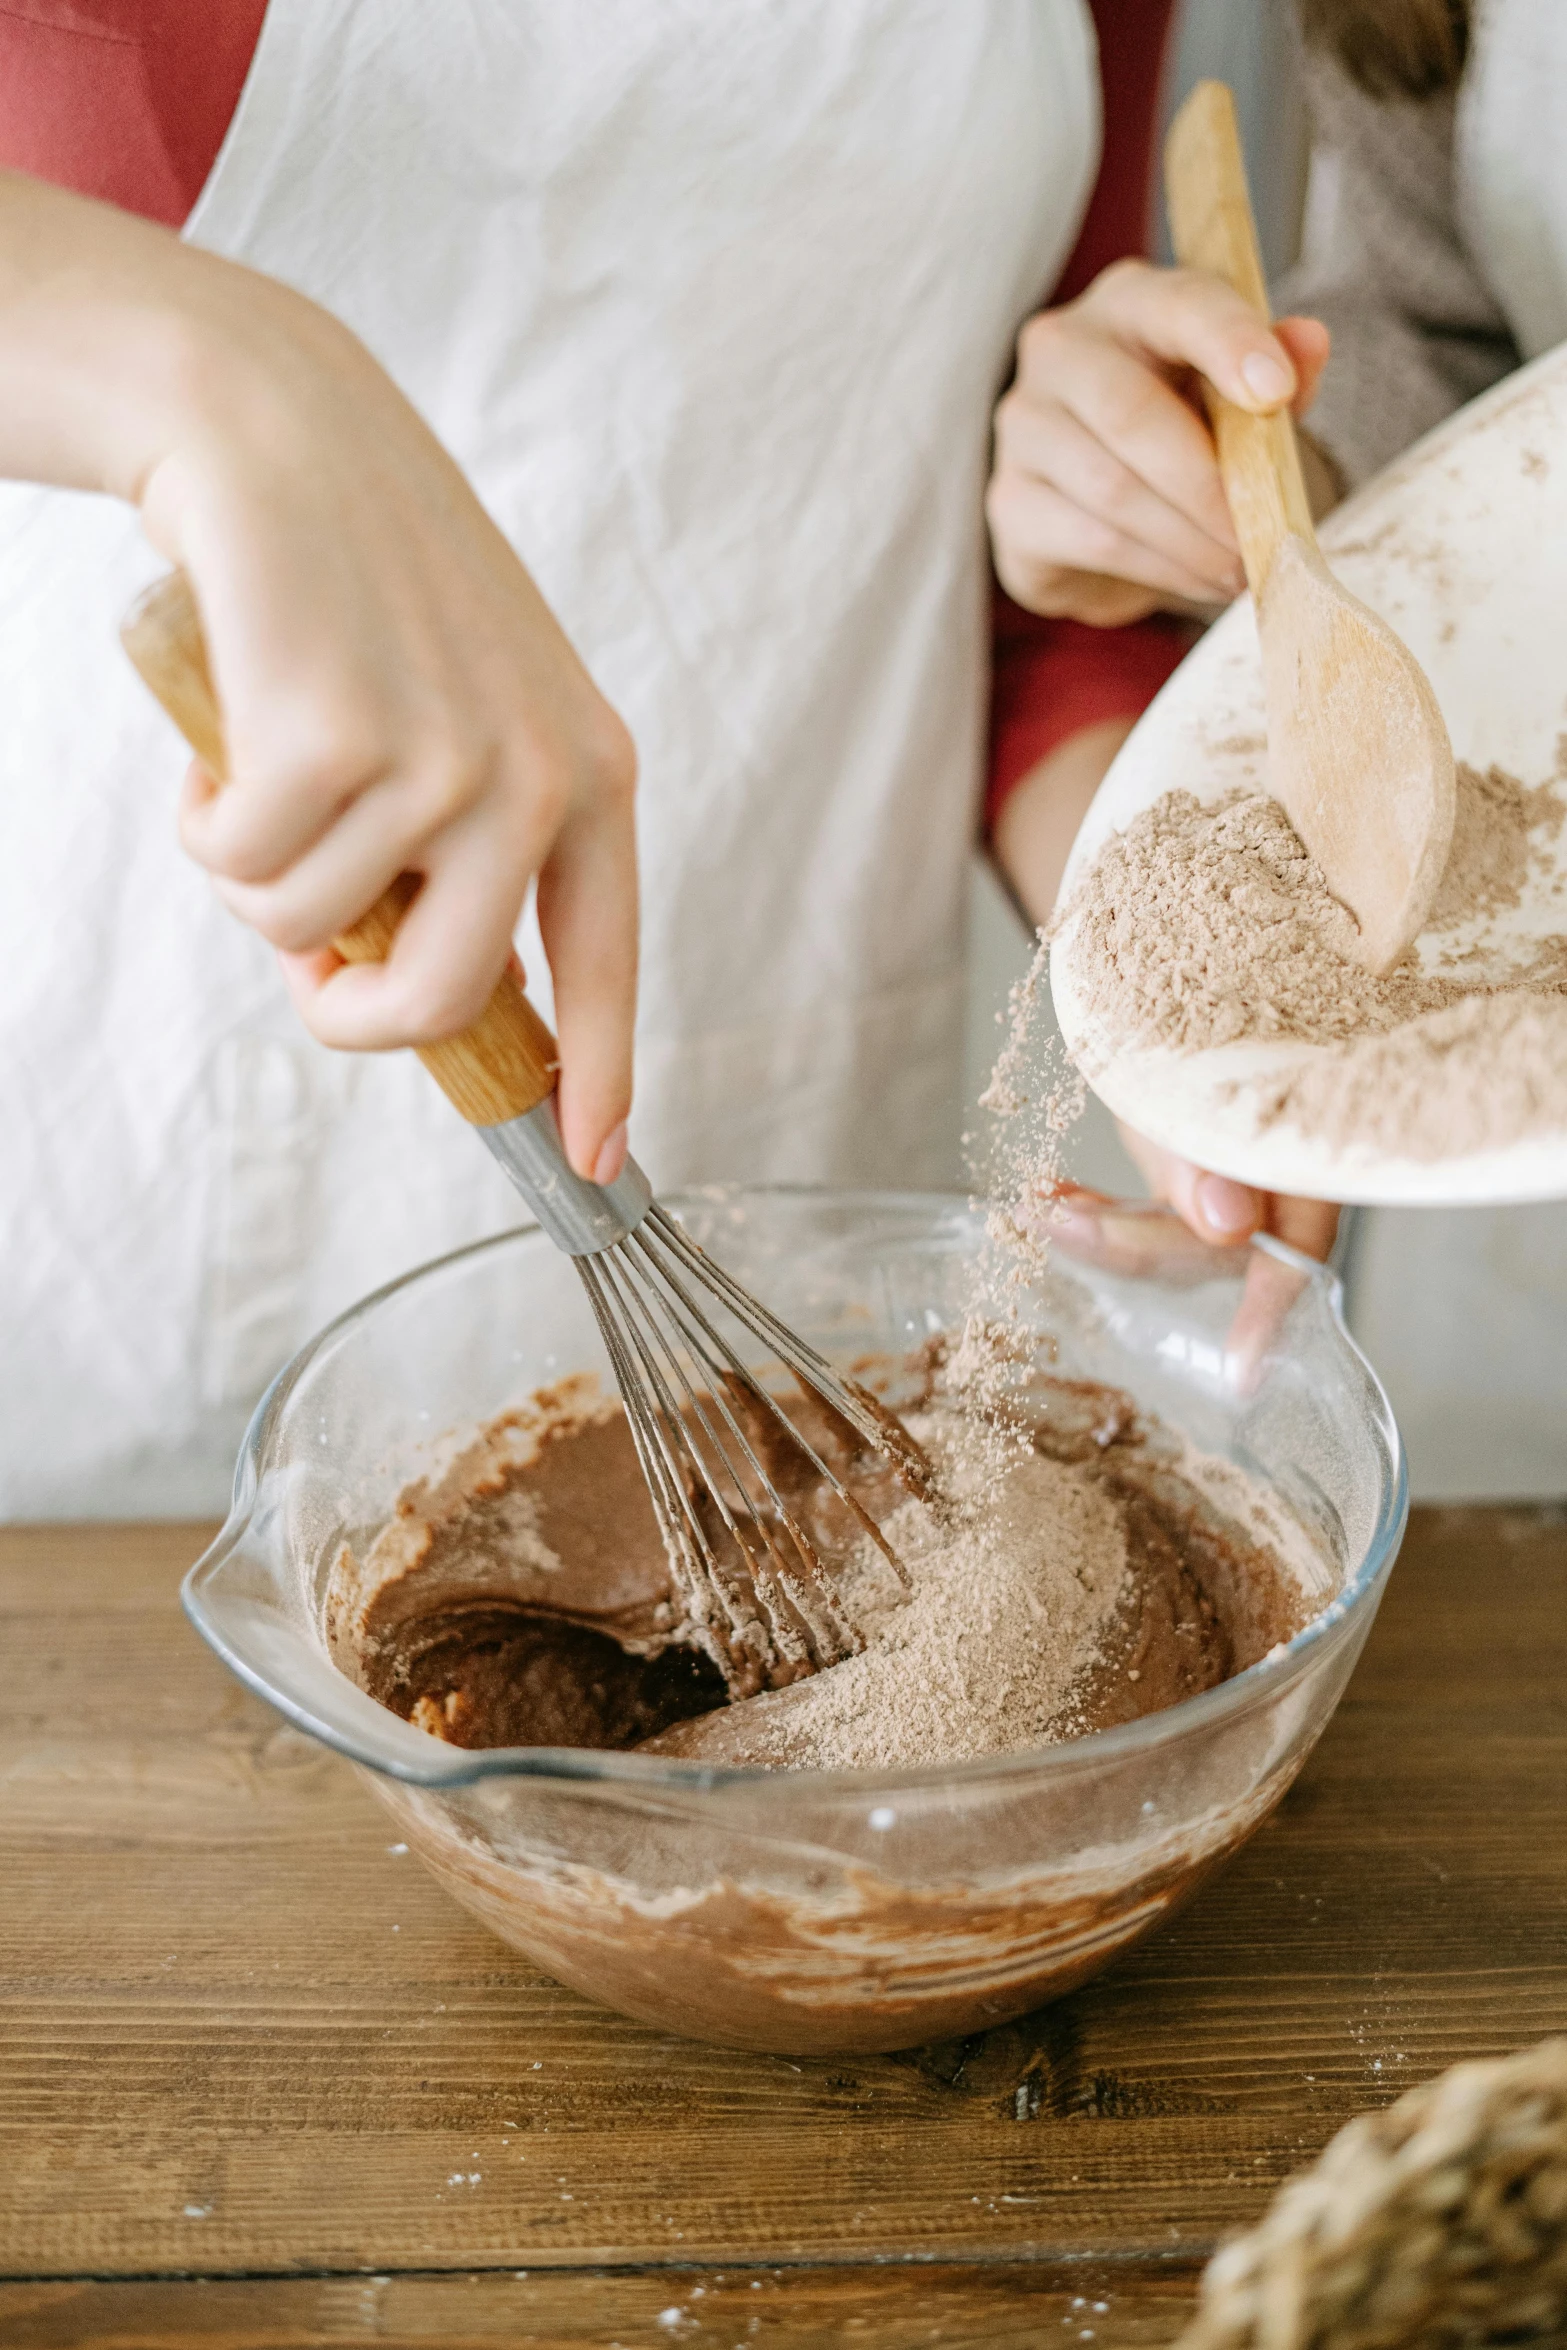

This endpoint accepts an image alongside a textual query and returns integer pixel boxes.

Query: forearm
[0,173,202,497]
[0,171,346,510]
[990,715,1134,927]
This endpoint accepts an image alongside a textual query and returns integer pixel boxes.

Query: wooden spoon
[1164,79,1455,975]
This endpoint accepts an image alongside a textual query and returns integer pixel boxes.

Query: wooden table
[3,1506,1565,2349]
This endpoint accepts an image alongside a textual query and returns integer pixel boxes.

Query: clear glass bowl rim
[183,1187,1408,1798]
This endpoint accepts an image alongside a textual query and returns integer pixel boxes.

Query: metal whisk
[122,573,931,1697]
[581,1200,930,1691]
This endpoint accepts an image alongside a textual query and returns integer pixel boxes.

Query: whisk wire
[593,1246,821,1671]
[643,1206,892,1452]
[613,1240,861,1662]
[632,1213,913,1590]
[579,1206,932,1696]
[583,1254,768,1659]
[576,1259,730,1646]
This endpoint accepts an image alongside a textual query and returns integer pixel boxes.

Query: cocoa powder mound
[1249,992,1567,1160]
[641,1384,1310,1772]
[643,1424,1131,1771]
[1066,788,1391,1052]
[1428,763,1565,930]
[1061,762,1567,1160]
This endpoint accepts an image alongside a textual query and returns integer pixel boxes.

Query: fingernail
[1241,352,1293,405]
[592,1119,628,1187]
[1196,1174,1257,1238]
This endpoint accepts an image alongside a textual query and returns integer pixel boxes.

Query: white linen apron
[0,0,1098,1515]
[1341,1,1567,1499]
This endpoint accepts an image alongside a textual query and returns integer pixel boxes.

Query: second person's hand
[986,257,1331,627]
[1116,1120,1340,1262]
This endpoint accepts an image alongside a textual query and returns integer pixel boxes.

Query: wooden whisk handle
[120,570,559,1126]
[1164,78,1317,597]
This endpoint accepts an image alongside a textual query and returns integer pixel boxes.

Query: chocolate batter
[329,1365,1311,1771]
[327,1359,1339,2052]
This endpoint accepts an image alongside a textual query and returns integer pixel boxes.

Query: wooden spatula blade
[1261,535,1456,973]
[1167,80,1457,977]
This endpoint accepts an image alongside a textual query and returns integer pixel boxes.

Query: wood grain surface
[0,2268,1192,2349]
[3,1506,1565,2348]
[1164,79,1456,975]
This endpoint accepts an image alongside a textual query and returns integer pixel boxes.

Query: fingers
[207,748,509,953]
[179,708,386,881]
[988,471,1238,613]
[1083,259,1299,412]
[1116,1120,1339,1266]
[991,394,1244,604]
[275,944,347,1022]
[535,745,639,1182]
[1225,1191,1339,1389]
[1115,1124,1265,1244]
[1013,314,1242,560]
[1275,316,1331,416]
[1112,1122,1334,1390]
[1226,1251,1313,1394]
[1187,1168,1265,1242]
[204,678,637,1184]
[1032,1184,1239,1280]
[990,269,1335,625]
[267,712,638,1183]
[274,808,545,1050]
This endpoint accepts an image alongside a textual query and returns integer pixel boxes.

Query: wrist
[0,176,335,514]
[113,262,337,512]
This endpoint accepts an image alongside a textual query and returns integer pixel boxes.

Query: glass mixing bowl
[186,1189,1405,2055]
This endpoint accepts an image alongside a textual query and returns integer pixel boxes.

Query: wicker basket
[1177,2040,1567,2349]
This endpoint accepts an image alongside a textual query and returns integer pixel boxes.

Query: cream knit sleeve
[1275,52,1519,489]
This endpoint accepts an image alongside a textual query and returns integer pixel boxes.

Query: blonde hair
[1300,0,1468,98]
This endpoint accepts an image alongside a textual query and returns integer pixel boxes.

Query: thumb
[1274,315,1331,415]
[1116,1123,1264,1244]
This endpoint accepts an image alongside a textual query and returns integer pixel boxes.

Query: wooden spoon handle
[1164,78,1316,596]
[121,570,559,1127]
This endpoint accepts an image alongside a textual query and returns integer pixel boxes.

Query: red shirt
[0,0,1186,827]
[987,0,1193,830]
[0,0,264,226]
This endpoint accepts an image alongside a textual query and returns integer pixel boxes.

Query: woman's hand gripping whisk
[121,570,936,1696]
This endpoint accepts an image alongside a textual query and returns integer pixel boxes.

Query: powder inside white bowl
[1059,763,1567,1159]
